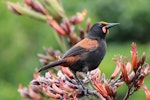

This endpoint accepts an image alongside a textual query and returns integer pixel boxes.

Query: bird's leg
[82,67,91,82]
[84,72,91,83]
[71,70,88,95]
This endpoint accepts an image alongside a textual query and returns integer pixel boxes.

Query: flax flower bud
[131,42,138,71]
[61,66,74,78]
[25,0,47,15]
[69,9,87,25]
[18,84,32,99]
[29,87,42,100]
[7,2,46,21]
[7,2,22,15]
[40,0,65,21]
[47,16,66,35]
[86,18,91,32]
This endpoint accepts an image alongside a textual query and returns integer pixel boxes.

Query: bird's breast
[84,39,106,71]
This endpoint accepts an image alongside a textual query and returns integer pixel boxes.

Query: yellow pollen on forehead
[100,21,108,25]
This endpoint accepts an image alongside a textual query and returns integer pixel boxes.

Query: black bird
[38,21,119,93]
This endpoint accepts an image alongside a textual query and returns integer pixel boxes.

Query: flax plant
[7,0,150,99]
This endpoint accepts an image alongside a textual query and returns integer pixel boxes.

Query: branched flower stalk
[7,0,88,51]
[7,0,150,100]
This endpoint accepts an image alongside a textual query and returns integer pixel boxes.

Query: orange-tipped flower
[142,86,150,100]
[47,16,66,35]
[105,83,116,98]
[111,58,121,79]
[92,80,109,98]
[131,42,138,71]
[69,9,87,25]
[121,62,129,84]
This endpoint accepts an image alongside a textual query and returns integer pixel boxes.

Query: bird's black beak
[106,23,120,29]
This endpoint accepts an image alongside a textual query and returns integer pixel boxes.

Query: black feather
[38,59,66,72]
[62,46,87,58]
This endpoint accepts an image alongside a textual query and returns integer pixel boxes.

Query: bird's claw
[82,86,89,96]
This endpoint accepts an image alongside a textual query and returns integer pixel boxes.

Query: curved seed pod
[61,66,74,78]
[44,86,61,99]
[111,58,121,79]
[52,83,63,94]
[60,81,74,92]
[30,84,43,95]
[29,88,42,100]
[18,84,32,99]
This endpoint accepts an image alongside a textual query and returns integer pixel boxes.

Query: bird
[38,21,119,94]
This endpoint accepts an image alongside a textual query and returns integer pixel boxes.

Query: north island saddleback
[38,21,119,95]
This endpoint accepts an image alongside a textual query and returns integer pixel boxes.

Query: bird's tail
[38,59,66,72]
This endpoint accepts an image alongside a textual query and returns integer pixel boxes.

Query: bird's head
[88,21,119,39]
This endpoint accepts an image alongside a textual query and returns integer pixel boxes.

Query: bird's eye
[102,26,107,33]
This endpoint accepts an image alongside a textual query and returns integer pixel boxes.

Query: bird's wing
[62,38,98,58]
[62,46,86,58]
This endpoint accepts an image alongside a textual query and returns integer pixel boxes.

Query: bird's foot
[83,87,89,96]
[78,78,89,95]
[77,87,89,97]
[80,85,89,96]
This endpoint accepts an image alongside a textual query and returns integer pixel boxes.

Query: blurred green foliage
[64,0,150,43]
[0,0,150,99]
[94,0,150,43]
